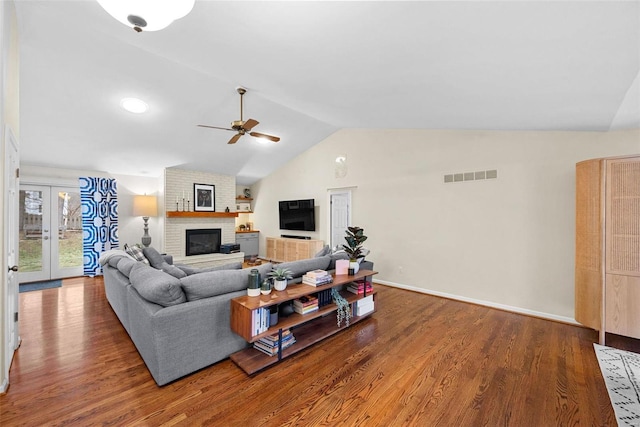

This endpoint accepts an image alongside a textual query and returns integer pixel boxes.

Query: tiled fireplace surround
[163,168,244,267]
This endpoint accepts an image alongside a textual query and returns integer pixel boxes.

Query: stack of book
[302,269,333,287]
[346,280,373,295]
[251,307,271,336]
[293,295,319,314]
[253,329,296,357]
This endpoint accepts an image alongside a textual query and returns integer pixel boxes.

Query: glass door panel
[19,185,83,282]
[19,186,51,282]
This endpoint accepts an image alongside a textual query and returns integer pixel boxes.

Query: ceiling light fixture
[97,0,195,32]
[121,98,148,114]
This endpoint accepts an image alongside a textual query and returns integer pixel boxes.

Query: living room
[1,1,639,425]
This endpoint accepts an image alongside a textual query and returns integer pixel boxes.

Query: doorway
[18,185,83,283]
[329,189,352,250]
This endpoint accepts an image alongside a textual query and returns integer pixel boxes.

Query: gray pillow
[181,263,273,301]
[160,263,187,279]
[176,262,243,276]
[277,255,331,278]
[129,263,186,307]
[116,257,137,277]
[142,246,166,269]
[314,245,331,258]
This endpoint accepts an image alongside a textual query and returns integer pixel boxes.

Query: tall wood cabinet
[575,155,640,343]
[265,237,324,262]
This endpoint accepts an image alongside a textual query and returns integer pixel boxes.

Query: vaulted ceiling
[14,1,640,184]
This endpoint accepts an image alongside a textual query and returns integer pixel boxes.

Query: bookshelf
[229,269,378,374]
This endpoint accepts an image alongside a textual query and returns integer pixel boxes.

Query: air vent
[444,169,498,184]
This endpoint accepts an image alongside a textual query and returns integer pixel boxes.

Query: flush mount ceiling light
[121,97,148,114]
[97,0,195,32]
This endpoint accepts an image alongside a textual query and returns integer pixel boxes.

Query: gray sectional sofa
[101,246,372,386]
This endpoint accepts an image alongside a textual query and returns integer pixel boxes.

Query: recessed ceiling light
[121,97,148,114]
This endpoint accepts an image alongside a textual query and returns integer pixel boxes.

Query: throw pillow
[161,263,187,279]
[129,263,186,307]
[314,245,331,258]
[142,246,165,269]
[124,243,150,265]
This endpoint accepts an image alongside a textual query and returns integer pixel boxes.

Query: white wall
[251,128,640,321]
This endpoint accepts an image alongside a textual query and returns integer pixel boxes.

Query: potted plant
[342,226,367,274]
[269,267,293,291]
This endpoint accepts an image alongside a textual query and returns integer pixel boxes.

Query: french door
[18,185,83,282]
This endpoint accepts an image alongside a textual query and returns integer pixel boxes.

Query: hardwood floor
[1,277,635,426]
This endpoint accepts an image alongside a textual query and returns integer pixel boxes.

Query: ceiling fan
[198,87,281,145]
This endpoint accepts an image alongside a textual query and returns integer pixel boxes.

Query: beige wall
[1,0,19,392]
[251,128,640,321]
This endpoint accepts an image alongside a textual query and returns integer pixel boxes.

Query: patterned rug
[595,344,640,426]
[19,280,62,293]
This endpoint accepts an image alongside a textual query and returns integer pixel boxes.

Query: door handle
[43,236,49,240]
[8,265,18,272]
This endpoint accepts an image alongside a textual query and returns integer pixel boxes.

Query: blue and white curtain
[80,177,119,276]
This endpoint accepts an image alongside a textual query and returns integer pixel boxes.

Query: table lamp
[133,195,158,247]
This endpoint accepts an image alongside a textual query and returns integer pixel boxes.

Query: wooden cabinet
[265,237,324,262]
[575,155,640,342]
[229,269,378,374]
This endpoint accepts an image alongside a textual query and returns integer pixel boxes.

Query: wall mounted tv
[279,199,316,231]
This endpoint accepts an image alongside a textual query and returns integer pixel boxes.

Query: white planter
[274,279,287,291]
[247,287,261,297]
[349,261,360,274]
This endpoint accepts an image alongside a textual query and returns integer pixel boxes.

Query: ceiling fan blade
[198,124,234,131]
[250,132,280,143]
[243,119,259,132]
[228,133,243,144]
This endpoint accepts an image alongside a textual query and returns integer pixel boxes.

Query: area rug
[19,280,62,293]
[595,344,640,426]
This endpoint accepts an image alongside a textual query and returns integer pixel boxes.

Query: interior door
[18,185,82,282]
[329,190,351,250]
[4,127,20,384]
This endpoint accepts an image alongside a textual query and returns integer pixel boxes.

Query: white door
[329,190,351,250]
[4,127,20,384]
[19,185,83,283]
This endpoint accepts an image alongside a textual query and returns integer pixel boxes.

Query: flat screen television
[279,199,316,231]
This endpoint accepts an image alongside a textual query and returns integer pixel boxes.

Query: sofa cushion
[177,262,243,276]
[129,263,186,307]
[141,246,186,278]
[277,255,331,278]
[124,243,150,265]
[181,263,273,301]
[116,257,137,277]
[142,246,166,268]
[99,249,135,266]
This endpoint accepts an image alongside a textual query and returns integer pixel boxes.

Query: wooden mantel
[166,211,239,218]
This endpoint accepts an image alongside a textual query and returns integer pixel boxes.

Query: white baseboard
[375,279,579,326]
[0,377,8,394]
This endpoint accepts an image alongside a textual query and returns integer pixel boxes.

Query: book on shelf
[293,304,319,315]
[346,281,373,295]
[302,274,333,287]
[251,307,271,336]
[316,288,333,307]
[305,269,328,278]
[260,329,292,344]
[253,338,296,356]
[293,295,318,307]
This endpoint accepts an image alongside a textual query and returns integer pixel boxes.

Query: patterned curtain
[80,177,119,276]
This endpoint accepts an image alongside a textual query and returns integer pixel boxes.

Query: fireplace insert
[185,228,221,256]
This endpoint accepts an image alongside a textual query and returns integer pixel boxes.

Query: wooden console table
[229,269,378,374]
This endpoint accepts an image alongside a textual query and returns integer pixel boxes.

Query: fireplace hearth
[186,228,222,256]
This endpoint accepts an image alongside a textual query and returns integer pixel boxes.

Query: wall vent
[444,169,497,184]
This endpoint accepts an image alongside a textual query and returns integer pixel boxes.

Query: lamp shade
[97,0,195,32]
[133,195,158,217]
